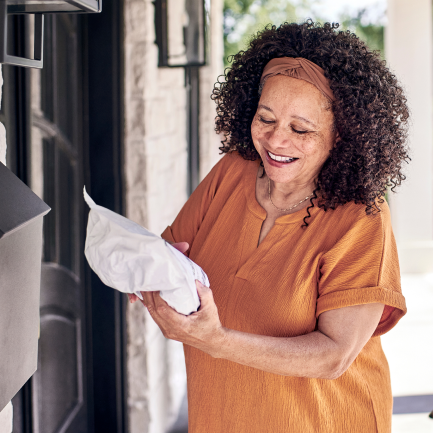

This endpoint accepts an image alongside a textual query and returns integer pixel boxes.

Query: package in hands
[83,187,207,315]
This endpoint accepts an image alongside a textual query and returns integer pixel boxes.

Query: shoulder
[314,200,393,251]
[216,151,252,172]
[206,151,256,186]
[324,199,391,230]
[190,151,256,206]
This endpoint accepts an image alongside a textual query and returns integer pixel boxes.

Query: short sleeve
[161,153,236,253]
[316,204,407,336]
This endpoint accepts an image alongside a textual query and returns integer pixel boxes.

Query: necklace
[268,178,314,212]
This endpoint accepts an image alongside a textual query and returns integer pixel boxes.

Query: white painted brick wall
[0,120,6,166]
[124,0,224,432]
[0,66,6,166]
[199,0,224,179]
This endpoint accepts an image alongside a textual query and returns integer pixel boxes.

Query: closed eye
[258,116,275,125]
[259,116,310,134]
[292,127,308,135]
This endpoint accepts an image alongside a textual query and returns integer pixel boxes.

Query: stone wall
[124,1,187,432]
[123,0,223,432]
[199,0,224,178]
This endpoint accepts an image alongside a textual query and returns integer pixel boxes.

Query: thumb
[172,241,190,254]
[195,280,213,305]
[128,293,139,303]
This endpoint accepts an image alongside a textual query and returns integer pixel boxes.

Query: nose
[264,123,290,148]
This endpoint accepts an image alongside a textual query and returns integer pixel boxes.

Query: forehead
[259,75,330,113]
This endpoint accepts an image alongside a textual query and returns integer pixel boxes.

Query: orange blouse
[162,152,406,433]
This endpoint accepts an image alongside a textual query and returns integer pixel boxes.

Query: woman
[130,21,408,432]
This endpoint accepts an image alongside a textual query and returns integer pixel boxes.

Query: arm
[141,282,384,380]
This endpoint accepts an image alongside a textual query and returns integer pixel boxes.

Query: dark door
[31,14,89,433]
[2,13,89,433]
[2,3,127,432]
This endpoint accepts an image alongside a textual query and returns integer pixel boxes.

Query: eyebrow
[257,104,317,128]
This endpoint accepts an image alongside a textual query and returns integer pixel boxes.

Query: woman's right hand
[127,241,190,303]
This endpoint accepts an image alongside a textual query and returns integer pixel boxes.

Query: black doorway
[1,1,128,432]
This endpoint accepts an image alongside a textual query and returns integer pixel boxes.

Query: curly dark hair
[212,21,410,226]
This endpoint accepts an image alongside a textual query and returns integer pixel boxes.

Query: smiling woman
[252,74,336,207]
[131,20,410,433]
[214,21,409,226]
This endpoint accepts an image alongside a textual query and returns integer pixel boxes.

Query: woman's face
[251,75,337,189]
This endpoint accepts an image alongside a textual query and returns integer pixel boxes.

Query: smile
[267,151,298,163]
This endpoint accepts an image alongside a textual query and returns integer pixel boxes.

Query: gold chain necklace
[268,178,314,212]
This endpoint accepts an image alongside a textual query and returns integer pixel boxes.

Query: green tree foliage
[223,0,300,66]
[223,1,385,67]
[340,9,384,54]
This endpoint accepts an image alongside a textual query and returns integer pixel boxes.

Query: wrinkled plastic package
[83,187,207,315]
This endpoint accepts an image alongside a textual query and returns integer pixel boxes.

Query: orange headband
[260,57,335,102]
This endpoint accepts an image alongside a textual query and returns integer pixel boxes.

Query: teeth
[268,151,294,163]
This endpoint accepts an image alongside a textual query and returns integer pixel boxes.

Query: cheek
[251,118,260,136]
[300,136,333,162]
[298,138,316,153]
[251,118,264,143]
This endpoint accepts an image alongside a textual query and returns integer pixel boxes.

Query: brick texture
[123,0,223,431]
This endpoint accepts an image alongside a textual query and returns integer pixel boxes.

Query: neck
[269,177,316,200]
[267,176,316,213]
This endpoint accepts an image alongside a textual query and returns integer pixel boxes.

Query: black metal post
[185,66,200,195]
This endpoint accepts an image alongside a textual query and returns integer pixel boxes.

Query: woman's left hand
[140,282,226,357]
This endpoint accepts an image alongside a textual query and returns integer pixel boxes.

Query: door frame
[83,0,128,431]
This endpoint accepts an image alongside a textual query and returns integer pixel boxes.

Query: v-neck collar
[235,158,321,280]
[243,158,320,225]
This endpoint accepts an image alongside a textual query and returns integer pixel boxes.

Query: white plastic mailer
[83,187,208,315]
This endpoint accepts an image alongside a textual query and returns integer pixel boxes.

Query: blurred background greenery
[223,0,385,67]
